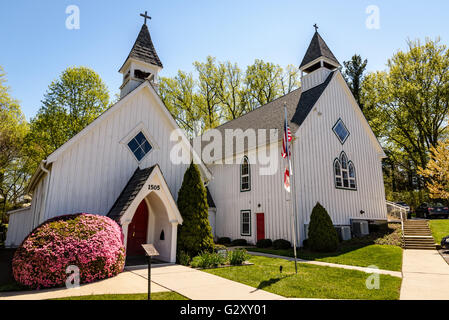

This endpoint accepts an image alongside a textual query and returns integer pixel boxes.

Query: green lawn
[429,219,449,244]
[249,244,403,271]
[204,256,402,300]
[52,291,188,300]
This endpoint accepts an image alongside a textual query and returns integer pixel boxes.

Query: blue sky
[1,0,448,120]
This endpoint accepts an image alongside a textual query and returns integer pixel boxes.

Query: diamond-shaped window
[333,119,350,144]
[127,131,152,161]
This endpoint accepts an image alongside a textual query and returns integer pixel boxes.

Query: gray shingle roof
[291,71,335,126]
[107,166,156,222]
[120,24,163,70]
[299,32,340,68]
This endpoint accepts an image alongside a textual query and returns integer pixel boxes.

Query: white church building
[6,20,388,262]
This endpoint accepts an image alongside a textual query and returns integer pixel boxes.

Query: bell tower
[299,25,341,91]
[119,12,163,98]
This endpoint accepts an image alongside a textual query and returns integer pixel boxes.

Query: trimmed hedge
[256,239,273,248]
[273,239,291,250]
[230,239,247,247]
[216,237,231,245]
[12,213,125,289]
[308,203,339,252]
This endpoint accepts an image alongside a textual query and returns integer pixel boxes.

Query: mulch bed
[0,248,16,286]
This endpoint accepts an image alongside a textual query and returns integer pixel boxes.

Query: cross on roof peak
[140,11,151,25]
[314,24,319,32]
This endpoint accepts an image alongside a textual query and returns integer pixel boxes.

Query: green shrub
[273,239,291,250]
[217,237,231,245]
[308,202,339,252]
[177,163,214,256]
[191,251,227,269]
[177,251,191,266]
[256,239,273,248]
[230,239,247,246]
[214,244,227,253]
[228,249,249,265]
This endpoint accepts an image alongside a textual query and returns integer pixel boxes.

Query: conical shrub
[308,202,339,252]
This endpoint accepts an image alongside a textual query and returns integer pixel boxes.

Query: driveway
[0,264,283,300]
[400,249,449,300]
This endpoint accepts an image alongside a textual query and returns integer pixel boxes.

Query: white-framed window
[127,131,153,161]
[240,210,251,236]
[240,156,251,192]
[334,152,357,190]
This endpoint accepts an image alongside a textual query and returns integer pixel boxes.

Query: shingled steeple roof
[120,24,163,71]
[299,31,340,69]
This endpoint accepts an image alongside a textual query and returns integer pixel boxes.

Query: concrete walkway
[249,251,403,278]
[0,264,283,300]
[400,249,449,300]
[0,267,169,300]
[133,264,284,300]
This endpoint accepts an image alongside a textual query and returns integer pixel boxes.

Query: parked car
[441,236,449,250]
[396,202,411,213]
[415,202,449,219]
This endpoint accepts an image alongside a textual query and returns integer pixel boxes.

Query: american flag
[281,117,292,159]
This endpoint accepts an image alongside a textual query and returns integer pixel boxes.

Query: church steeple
[299,27,340,91]
[119,13,163,98]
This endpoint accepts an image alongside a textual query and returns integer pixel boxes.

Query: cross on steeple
[140,11,151,25]
[313,24,319,32]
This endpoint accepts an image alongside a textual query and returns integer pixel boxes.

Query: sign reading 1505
[148,184,161,191]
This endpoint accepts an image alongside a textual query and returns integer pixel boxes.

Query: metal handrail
[386,201,407,244]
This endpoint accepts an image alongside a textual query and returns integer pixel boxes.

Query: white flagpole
[284,103,299,274]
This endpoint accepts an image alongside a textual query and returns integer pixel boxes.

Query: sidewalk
[133,264,284,300]
[0,264,284,300]
[400,249,449,300]
[248,251,402,278]
[0,267,168,300]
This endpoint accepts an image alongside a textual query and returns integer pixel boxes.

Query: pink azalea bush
[12,213,125,289]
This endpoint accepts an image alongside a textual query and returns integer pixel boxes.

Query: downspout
[38,161,51,227]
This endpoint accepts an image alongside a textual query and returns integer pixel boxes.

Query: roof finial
[313,23,319,32]
[140,11,151,25]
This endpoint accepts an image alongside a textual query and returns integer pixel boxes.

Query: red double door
[256,213,265,241]
[126,200,149,256]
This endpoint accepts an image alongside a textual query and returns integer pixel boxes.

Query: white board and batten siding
[35,87,189,224]
[208,73,387,246]
[5,207,33,247]
[293,73,387,241]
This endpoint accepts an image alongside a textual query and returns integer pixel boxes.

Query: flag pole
[284,103,299,274]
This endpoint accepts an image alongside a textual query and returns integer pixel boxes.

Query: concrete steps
[403,220,436,250]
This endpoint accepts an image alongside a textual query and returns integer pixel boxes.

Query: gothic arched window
[240,156,251,192]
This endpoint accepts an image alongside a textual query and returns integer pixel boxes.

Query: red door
[126,200,149,256]
[256,213,265,241]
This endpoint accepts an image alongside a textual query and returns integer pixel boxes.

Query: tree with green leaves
[343,54,368,111]
[362,38,449,191]
[0,66,30,222]
[308,203,339,252]
[177,162,214,256]
[26,66,110,167]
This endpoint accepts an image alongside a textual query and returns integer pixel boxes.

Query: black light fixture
[360,210,365,215]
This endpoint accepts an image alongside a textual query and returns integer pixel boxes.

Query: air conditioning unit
[335,226,352,241]
[352,220,369,237]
